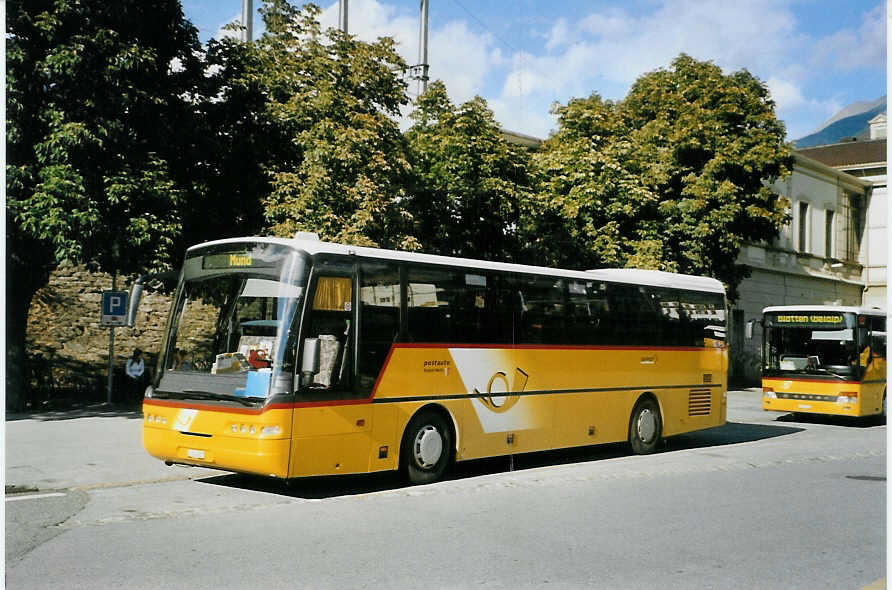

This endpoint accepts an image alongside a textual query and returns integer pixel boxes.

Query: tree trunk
[6,232,53,412]
[6,286,32,412]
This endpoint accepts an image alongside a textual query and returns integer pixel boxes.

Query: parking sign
[101,291,129,326]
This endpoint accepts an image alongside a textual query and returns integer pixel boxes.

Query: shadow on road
[668,420,804,451]
[5,403,144,422]
[773,412,886,428]
[196,420,804,500]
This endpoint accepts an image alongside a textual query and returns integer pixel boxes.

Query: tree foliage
[534,55,793,299]
[6,0,204,406]
[406,81,534,262]
[7,0,203,274]
[248,1,416,249]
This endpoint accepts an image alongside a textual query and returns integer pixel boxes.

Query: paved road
[5,390,886,588]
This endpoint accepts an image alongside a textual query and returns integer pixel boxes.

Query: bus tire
[629,397,662,455]
[401,410,453,485]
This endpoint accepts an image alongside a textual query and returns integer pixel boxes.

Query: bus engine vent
[688,389,712,416]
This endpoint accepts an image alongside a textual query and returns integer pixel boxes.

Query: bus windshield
[762,312,860,379]
[155,243,309,402]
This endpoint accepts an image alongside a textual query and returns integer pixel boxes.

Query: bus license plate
[187,449,206,459]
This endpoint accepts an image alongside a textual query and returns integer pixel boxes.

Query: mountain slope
[794,97,886,148]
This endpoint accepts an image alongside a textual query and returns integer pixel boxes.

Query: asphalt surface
[4,390,886,588]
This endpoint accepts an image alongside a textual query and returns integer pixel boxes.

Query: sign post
[102,290,128,403]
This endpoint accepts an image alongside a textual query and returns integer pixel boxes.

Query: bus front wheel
[629,397,662,455]
[401,410,453,485]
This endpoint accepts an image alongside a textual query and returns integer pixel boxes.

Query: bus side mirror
[300,338,321,387]
[127,271,177,327]
[127,282,144,327]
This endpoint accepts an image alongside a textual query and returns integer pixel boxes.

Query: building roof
[795,138,886,168]
[500,128,544,149]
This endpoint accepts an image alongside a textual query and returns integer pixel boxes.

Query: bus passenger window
[301,274,353,393]
[515,275,565,345]
[358,262,402,393]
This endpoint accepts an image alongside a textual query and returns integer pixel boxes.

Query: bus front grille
[688,389,712,416]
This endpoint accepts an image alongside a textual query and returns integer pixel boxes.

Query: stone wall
[26,263,173,398]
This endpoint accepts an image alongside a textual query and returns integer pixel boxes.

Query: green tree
[179,32,281,248]
[535,55,792,299]
[6,0,204,407]
[531,93,658,270]
[251,1,417,249]
[406,81,534,262]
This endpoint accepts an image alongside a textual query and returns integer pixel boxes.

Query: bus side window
[609,285,660,346]
[358,261,402,393]
[515,274,565,345]
[870,317,886,357]
[566,282,609,345]
[406,266,453,343]
[301,267,354,394]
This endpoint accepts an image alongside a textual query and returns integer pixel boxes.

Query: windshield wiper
[175,389,263,407]
[808,368,850,380]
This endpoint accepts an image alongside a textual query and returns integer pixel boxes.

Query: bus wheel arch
[399,404,456,484]
[628,393,663,455]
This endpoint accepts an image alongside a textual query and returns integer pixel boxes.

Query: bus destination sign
[202,252,275,270]
[767,313,846,328]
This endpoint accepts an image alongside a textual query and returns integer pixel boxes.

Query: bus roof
[188,236,726,295]
[762,305,886,316]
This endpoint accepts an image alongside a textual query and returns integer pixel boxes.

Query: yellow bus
[759,305,886,418]
[139,235,727,484]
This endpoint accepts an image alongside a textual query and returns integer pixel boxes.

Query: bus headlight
[763,387,776,399]
[261,425,282,436]
[836,391,858,404]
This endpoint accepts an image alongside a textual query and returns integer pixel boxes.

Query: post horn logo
[475,367,528,413]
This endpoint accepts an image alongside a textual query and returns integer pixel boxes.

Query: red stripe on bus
[369,345,396,398]
[762,378,862,385]
[144,398,271,415]
[390,342,721,352]
[144,398,373,414]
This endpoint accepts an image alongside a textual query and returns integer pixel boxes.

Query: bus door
[290,258,372,477]
[858,315,887,413]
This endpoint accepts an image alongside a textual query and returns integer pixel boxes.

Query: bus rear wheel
[401,410,453,485]
[629,398,662,455]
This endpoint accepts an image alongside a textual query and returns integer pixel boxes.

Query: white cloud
[205,0,884,141]
[487,0,887,140]
[578,9,634,39]
[545,18,576,51]
[810,4,885,71]
[766,77,807,112]
[317,0,498,103]
[212,12,245,41]
[428,21,497,103]
[766,76,844,138]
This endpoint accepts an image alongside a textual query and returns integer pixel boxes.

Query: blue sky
[181,0,886,141]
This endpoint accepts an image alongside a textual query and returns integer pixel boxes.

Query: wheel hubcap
[413,425,443,469]
[637,408,656,443]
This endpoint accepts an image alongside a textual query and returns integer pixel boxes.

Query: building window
[798,202,809,253]
[824,210,834,259]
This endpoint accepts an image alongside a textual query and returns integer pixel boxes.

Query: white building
[732,116,886,382]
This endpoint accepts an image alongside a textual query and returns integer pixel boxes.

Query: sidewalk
[6,403,219,492]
